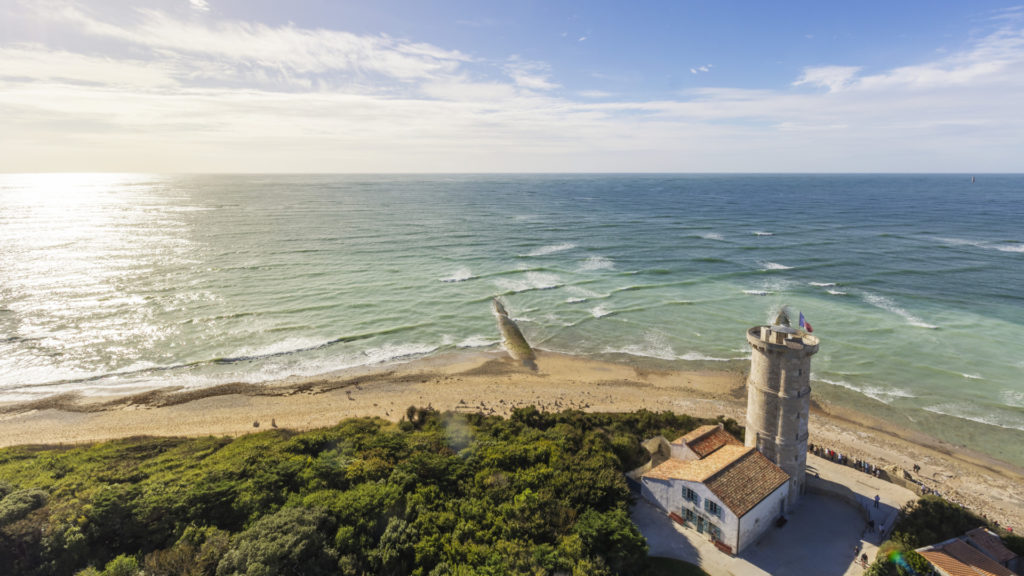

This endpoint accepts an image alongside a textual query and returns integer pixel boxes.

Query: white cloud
[504,57,559,91]
[49,5,471,83]
[2,2,1024,172]
[793,65,862,92]
[189,0,210,13]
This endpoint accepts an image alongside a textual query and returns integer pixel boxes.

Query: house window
[705,499,722,518]
[708,523,723,541]
[684,487,700,505]
[684,509,696,523]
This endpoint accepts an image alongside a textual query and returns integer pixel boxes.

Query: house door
[696,516,705,534]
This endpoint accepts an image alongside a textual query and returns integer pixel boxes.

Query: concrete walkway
[630,454,919,576]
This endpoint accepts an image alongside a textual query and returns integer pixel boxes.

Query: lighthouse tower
[744,314,819,512]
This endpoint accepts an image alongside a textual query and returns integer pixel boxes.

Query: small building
[640,424,790,555]
[964,527,1021,574]
[917,528,1021,576]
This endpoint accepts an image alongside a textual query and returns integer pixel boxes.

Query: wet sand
[0,350,1021,530]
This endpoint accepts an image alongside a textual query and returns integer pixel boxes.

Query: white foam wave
[522,243,576,257]
[457,335,500,349]
[679,352,733,362]
[995,244,1024,253]
[809,282,836,287]
[936,237,988,249]
[937,237,1024,254]
[228,337,327,360]
[827,289,847,296]
[701,232,724,241]
[817,376,916,404]
[359,342,439,365]
[565,286,607,303]
[754,231,773,236]
[760,262,792,271]
[440,267,476,283]
[1000,390,1024,408]
[579,256,615,271]
[862,292,938,329]
[962,373,982,380]
[923,403,1024,432]
[604,330,676,361]
[590,306,613,318]
[743,289,770,296]
[493,272,563,293]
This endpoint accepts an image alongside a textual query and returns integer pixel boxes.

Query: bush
[0,409,676,576]
[0,488,48,525]
[216,507,337,576]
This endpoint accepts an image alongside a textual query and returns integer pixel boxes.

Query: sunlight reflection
[0,173,184,388]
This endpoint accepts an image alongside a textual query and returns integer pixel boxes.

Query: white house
[640,425,790,555]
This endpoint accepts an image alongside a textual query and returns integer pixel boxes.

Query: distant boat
[972,176,976,183]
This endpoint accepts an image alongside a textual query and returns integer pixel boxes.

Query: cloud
[2,1,1024,172]
[793,65,862,92]
[189,0,210,12]
[504,57,559,91]
[48,4,471,84]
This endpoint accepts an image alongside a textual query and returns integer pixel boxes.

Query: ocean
[1,173,1022,465]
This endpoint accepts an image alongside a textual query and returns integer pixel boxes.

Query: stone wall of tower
[744,326,818,513]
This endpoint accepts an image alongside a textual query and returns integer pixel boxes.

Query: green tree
[215,507,337,576]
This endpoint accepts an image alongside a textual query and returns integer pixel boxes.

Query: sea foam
[579,256,615,271]
[862,292,938,329]
[522,243,576,257]
[440,267,476,283]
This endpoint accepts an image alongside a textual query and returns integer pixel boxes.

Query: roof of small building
[642,445,790,518]
[917,538,1018,576]
[703,448,791,518]
[674,424,719,445]
[964,527,1018,564]
[672,424,742,458]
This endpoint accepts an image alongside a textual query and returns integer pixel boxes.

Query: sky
[1,0,1023,173]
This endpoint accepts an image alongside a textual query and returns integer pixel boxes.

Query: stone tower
[744,320,819,513]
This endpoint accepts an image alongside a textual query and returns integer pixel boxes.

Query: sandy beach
[1,350,1021,531]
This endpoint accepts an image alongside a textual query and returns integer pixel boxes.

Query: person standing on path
[874,494,880,508]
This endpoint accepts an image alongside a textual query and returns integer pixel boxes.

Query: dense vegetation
[866,495,1022,576]
[0,407,734,575]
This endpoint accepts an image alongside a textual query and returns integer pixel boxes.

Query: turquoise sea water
[1,174,1022,465]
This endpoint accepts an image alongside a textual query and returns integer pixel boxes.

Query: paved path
[631,454,919,576]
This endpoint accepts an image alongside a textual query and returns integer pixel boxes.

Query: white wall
[669,442,698,461]
[736,482,788,554]
[640,476,741,553]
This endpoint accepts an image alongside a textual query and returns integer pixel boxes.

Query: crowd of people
[809,443,886,479]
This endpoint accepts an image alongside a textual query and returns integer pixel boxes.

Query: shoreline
[1,349,1021,530]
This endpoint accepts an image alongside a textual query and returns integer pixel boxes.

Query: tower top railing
[747,325,819,356]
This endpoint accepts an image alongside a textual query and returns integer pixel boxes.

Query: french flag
[800,312,813,333]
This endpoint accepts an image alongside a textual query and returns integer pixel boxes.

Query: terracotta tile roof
[671,425,743,458]
[965,527,1018,564]
[643,445,752,483]
[688,428,743,458]
[918,539,1018,576]
[704,448,790,518]
[642,445,790,518]
[675,424,718,445]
